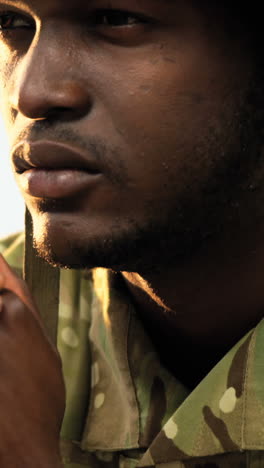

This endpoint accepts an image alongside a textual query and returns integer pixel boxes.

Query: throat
[139,321,230,390]
[121,265,264,390]
[134,302,231,389]
[121,272,221,388]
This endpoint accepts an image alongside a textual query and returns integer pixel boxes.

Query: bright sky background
[0,115,25,238]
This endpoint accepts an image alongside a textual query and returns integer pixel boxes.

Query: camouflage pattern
[1,233,264,468]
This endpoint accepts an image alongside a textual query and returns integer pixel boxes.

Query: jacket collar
[81,268,264,464]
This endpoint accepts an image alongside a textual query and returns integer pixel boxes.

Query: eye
[0,11,33,30]
[92,9,148,28]
[86,8,155,46]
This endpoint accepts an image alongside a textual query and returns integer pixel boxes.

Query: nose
[9,28,92,121]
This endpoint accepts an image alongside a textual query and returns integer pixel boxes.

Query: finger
[0,255,37,317]
[0,289,30,327]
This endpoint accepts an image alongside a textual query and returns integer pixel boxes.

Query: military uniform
[1,233,264,468]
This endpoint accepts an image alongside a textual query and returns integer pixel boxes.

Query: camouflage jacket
[1,233,264,468]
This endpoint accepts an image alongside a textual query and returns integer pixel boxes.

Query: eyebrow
[0,0,30,10]
[1,0,176,7]
[0,0,177,17]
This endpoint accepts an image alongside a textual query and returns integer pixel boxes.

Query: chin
[31,212,147,272]
[33,231,136,271]
[28,206,137,270]
[32,222,94,270]
[29,194,214,273]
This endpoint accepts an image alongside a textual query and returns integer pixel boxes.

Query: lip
[12,140,102,199]
[12,140,101,174]
[18,168,102,199]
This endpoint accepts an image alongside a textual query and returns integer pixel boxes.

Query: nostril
[46,106,72,117]
[10,108,18,124]
[45,105,89,122]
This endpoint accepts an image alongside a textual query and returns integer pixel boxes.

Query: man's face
[0,1,261,271]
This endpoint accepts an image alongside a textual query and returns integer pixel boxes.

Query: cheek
[100,47,239,195]
[102,76,208,192]
[98,32,240,159]
[0,49,19,132]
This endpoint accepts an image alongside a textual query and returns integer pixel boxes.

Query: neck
[122,224,264,388]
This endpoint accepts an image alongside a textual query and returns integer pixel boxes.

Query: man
[0,1,263,467]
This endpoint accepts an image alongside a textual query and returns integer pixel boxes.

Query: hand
[0,254,65,468]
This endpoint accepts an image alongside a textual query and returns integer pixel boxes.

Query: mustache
[12,122,129,186]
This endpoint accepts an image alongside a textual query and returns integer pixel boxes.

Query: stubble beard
[33,68,264,274]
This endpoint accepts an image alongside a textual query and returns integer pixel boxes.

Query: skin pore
[0,1,264,387]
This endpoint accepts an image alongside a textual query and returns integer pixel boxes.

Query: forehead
[1,0,177,14]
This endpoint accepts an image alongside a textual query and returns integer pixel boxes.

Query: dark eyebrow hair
[1,0,177,6]
[0,0,29,8]
[0,0,181,19]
